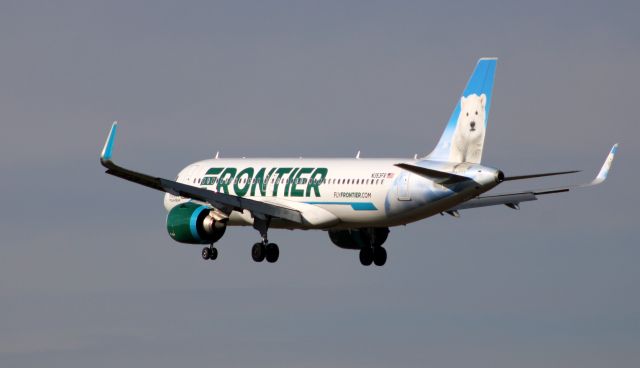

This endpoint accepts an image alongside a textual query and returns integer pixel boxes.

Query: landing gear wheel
[252,242,266,262]
[359,247,373,266]
[202,247,211,260]
[265,243,280,263]
[209,247,218,260]
[373,246,387,266]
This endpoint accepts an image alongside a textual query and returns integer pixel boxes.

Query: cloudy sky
[1,1,638,367]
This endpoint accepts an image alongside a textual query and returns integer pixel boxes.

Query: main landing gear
[251,216,280,264]
[251,242,280,263]
[359,246,387,267]
[201,244,218,261]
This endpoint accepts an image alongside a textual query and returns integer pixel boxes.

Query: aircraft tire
[265,243,279,263]
[252,243,266,262]
[209,247,218,261]
[359,247,373,266]
[202,247,211,260]
[373,246,387,266]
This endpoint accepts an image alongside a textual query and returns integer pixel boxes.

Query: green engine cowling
[166,202,226,244]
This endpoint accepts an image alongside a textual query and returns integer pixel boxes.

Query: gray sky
[1,1,638,367]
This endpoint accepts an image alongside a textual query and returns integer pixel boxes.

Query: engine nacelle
[328,227,390,249]
[166,202,226,244]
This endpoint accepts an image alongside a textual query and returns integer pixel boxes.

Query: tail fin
[427,58,497,163]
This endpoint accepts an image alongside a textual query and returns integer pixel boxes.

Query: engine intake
[166,202,226,244]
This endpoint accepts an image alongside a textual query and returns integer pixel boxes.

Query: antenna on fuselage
[356,150,361,159]
[215,151,220,159]
[414,153,418,160]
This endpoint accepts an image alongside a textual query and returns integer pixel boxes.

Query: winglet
[587,143,619,186]
[100,121,118,164]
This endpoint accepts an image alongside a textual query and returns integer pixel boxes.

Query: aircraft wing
[99,122,303,224]
[451,144,619,211]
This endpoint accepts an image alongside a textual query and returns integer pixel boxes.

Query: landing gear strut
[251,216,280,263]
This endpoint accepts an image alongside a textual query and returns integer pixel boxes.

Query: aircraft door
[397,174,411,201]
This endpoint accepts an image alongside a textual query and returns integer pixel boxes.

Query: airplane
[100,58,618,266]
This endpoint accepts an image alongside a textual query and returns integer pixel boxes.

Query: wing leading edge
[452,144,619,211]
[100,122,303,224]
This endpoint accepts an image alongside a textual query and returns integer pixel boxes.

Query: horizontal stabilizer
[394,163,470,184]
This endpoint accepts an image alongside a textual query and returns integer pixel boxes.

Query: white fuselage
[164,158,501,230]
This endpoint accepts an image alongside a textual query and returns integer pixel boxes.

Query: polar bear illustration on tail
[449,93,486,163]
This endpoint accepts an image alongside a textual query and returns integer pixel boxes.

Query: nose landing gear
[201,245,218,261]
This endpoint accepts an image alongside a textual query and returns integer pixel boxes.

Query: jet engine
[328,227,390,249]
[166,202,227,244]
